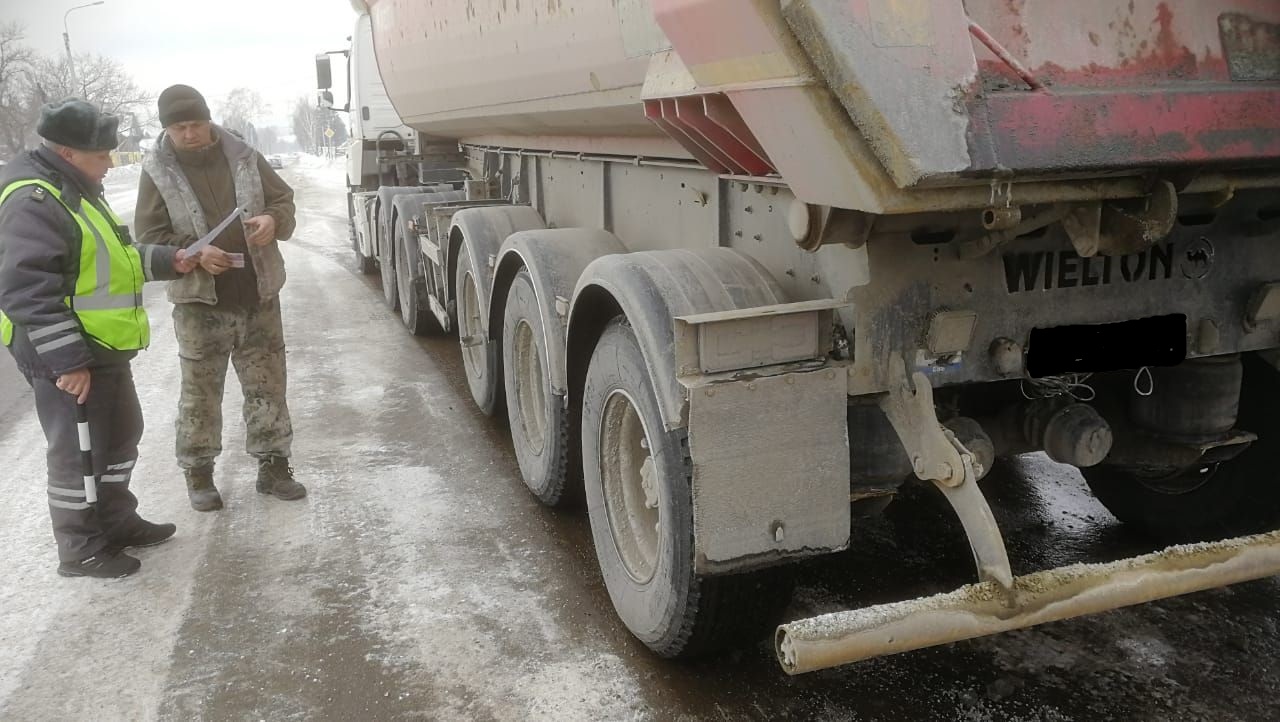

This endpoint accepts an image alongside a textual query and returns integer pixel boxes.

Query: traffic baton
[75,402,97,505]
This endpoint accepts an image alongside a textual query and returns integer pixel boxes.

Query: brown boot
[186,465,223,511]
[256,456,307,500]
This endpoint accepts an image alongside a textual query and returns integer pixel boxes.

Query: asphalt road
[0,158,1276,721]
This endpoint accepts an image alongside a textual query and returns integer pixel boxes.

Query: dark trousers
[26,364,144,562]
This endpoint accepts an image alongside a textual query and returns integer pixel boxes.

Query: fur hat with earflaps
[36,98,119,151]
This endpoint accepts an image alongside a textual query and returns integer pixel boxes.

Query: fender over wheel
[349,191,376,275]
[356,241,376,275]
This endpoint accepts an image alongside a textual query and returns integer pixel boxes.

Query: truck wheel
[373,206,396,313]
[378,208,399,311]
[455,247,503,415]
[394,222,438,335]
[502,269,573,506]
[1082,354,1280,541]
[582,317,794,657]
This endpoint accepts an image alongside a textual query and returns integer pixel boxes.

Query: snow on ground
[290,154,346,184]
[105,162,143,185]
[291,153,346,180]
[294,152,335,169]
[104,164,142,220]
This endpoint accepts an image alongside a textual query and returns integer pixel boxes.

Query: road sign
[324,127,335,139]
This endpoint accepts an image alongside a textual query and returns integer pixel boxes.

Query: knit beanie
[36,98,119,151]
[157,84,211,127]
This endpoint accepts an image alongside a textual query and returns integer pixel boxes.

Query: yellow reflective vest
[0,179,149,351]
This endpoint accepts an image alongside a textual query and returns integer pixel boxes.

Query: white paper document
[186,204,248,256]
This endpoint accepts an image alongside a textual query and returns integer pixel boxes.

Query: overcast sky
[6,0,358,129]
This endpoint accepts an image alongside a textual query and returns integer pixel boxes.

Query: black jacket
[0,148,180,377]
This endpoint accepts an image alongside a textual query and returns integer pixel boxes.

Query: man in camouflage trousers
[134,84,305,510]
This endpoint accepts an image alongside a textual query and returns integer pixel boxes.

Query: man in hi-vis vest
[0,99,197,578]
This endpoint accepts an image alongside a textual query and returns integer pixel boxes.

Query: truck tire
[394,222,438,335]
[455,246,503,415]
[378,207,399,311]
[502,269,574,506]
[1082,353,1280,542]
[582,317,793,658]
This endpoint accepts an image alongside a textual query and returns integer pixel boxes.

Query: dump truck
[318,0,1280,674]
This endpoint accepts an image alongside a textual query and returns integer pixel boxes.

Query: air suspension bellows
[1130,355,1243,444]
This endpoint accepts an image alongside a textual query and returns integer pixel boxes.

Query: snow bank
[295,153,344,169]
[103,164,142,215]
[106,163,143,185]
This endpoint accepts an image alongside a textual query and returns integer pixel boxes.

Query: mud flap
[675,299,852,574]
[686,366,851,574]
[686,307,855,578]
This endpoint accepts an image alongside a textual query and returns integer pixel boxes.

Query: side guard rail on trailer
[775,529,1280,674]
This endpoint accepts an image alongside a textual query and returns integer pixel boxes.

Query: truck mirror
[318,90,335,110]
[315,55,333,90]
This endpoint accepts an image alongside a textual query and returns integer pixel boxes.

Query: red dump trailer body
[365,1,1280,195]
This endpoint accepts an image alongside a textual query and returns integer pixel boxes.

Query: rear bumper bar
[776,529,1280,674]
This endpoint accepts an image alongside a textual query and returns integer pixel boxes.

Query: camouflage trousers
[172,298,293,469]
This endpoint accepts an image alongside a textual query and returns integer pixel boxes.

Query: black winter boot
[186,465,223,511]
[110,518,177,549]
[58,549,141,578]
[257,456,307,500]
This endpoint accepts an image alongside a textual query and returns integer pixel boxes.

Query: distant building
[117,113,147,153]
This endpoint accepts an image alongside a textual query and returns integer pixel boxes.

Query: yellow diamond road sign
[324,127,335,139]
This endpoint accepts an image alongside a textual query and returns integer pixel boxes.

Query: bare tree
[0,48,154,159]
[0,23,35,104]
[30,54,152,117]
[0,23,37,159]
[258,126,279,154]
[292,96,318,153]
[219,87,264,138]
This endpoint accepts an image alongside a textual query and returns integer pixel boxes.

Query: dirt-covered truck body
[323,0,1280,673]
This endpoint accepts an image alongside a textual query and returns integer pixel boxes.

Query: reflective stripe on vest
[0,179,149,351]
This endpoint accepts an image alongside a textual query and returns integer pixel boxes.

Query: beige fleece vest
[141,125,286,305]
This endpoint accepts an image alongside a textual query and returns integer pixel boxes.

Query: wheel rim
[599,389,660,584]
[460,269,484,379]
[514,319,547,453]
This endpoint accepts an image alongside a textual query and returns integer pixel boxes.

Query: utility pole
[63,1,105,95]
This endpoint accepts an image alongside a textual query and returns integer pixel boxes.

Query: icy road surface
[0,156,1276,721]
